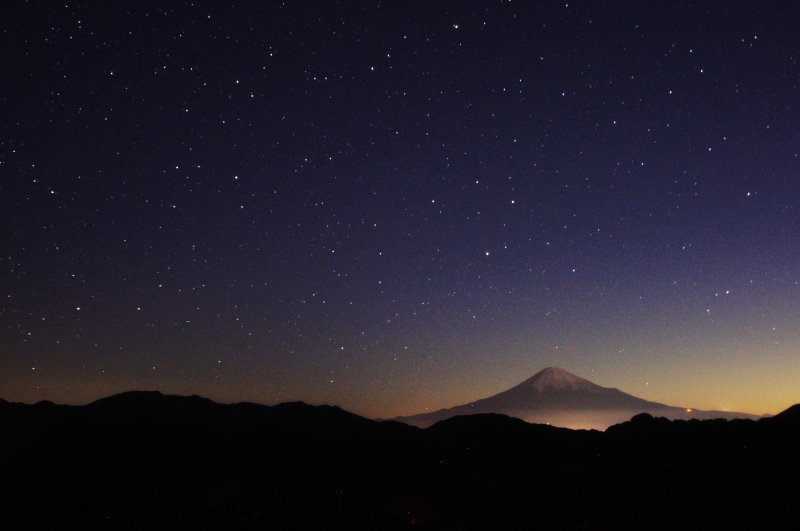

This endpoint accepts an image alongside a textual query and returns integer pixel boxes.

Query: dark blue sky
[2,1,799,417]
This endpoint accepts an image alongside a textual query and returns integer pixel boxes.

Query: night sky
[2,1,799,419]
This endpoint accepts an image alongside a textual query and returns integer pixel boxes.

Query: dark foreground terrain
[2,392,799,530]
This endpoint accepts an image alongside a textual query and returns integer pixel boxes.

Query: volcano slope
[394,367,761,429]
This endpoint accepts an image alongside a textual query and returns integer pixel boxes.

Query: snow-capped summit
[518,367,600,393]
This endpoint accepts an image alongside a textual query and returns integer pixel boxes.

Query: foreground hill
[1,391,798,530]
[394,367,761,429]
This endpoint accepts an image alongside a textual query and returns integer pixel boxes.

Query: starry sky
[2,1,800,418]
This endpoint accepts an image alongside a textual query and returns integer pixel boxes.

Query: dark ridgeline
[394,367,762,429]
[1,391,799,530]
[770,403,800,423]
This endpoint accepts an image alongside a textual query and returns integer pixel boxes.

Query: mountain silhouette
[0,390,418,451]
[2,390,800,529]
[393,367,761,429]
[767,403,800,424]
[81,390,418,439]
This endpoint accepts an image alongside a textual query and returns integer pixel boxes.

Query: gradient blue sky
[2,1,799,418]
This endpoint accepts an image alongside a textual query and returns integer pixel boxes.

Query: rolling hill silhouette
[1,390,799,529]
[393,367,761,429]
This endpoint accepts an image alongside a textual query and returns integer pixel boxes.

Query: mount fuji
[393,367,761,430]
